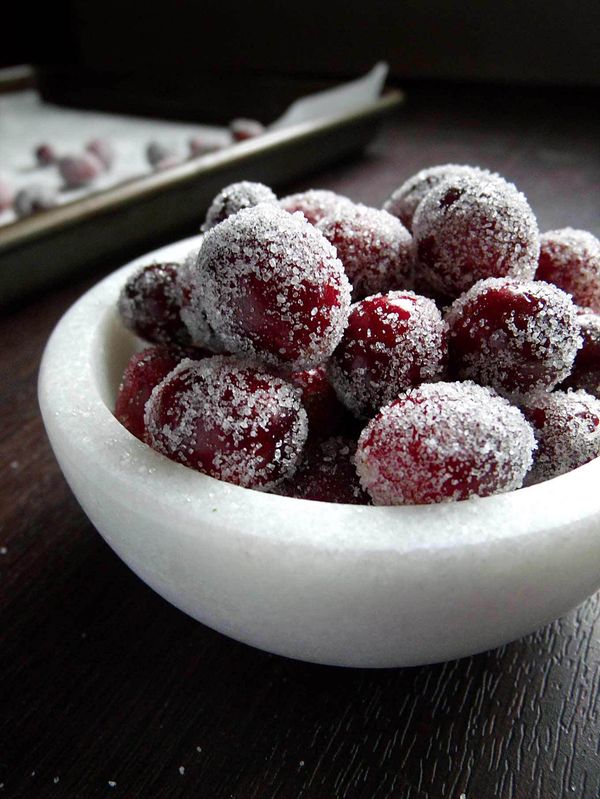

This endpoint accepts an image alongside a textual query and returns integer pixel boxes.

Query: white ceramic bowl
[39,235,600,668]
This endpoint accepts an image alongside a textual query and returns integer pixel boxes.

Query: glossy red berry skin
[118,263,191,346]
[520,389,600,484]
[192,204,351,371]
[355,381,536,505]
[413,173,539,298]
[328,291,448,418]
[446,277,582,397]
[536,228,600,313]
[288,365,354,438]
[277,436,369,504]
[144,356,308,490]
[114,346,202,440]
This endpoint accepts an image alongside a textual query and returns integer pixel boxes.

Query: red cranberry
[146,141,177,168]
[115,345,206,440]
[188,136,225,157]
[191,204,351,370]
[229,118,265,141]
[279,189,353,226]
[562,308,600,397]
[328,291,448,418]
[86,138,115,170]
[0,178,14,212]
[520,389,600,484]
[59,154,103,188]
[13,185,58,217]
[35,143,57,167]
[288,365,353,438]
[201,181,277,232]
[318,204,413,299]
[446,277,582,397]
[145,356,308,490]
[413,173,539,298]
[355,381,536,505]
[118,263,191,346]
[277,436,369,504]
[536,228,600,313]
[383,164,493,232]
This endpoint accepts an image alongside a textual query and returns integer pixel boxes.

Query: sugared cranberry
[520,389,600,484]
[146,141,176,168]
[188,136,225,158]
[288,365,354,438]
[115,345,205,440]
[0,177,14,212]
[35,143,57,167]
[229,118,265,141]
[201,181,277,232]
[562,308,600,397]
[145,356,308,490]
[536,228,600,313]
[59,154,103,188]
[318,204,413,299]
[190,204,351,371]
[118,263,191,346]
[13,185,58,217]
[383,164,493,232]
[279,189,353,226]
[277,436,369,504]
[355,381,536,505]
[86,138,115,170]
[328,291,447,418]
[413,173,539,298]
[446,277,581,397]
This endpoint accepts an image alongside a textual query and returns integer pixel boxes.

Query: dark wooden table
[1,86,599,799]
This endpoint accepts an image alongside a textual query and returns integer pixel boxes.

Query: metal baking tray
[0,86,403,304]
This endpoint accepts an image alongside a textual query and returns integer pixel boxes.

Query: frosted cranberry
[277,436,369,504]
[413,173,539,298]
[230,118,265,141]
[201,181,277,232]
[383,164,493,232]
[59,154,103,188]
[328,291,447,418]
[145,356,308,490]
[0,178,14,212]
[536,228,600,313]
[86,138,115,170]
[188,135,225,157]
[35,143,57,167]
[355,381,536,505]
[289,365,353,438]
[13,185,58,217]
[520,390,600,484]
[118,263,191,346]
[318,204,413,300]
[146,141,176,167]
[446,277,581,397]
[178,248,225,352]
[562,308,600,398]
[191,204,351,370]
[115,345,206,440]
[279,189,353,226]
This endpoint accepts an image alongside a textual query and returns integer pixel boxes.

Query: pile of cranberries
[115,170,600,506]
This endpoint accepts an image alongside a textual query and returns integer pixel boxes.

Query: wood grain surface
[1,85,599,799]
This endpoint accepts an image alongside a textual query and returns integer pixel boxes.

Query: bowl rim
[38,234,600,555]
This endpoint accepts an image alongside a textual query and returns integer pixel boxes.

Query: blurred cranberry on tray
[35,143,58,167]
[86,138,115,170]
[59,154,103,189]
[229,118,265,141]
[13,185,58,217]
